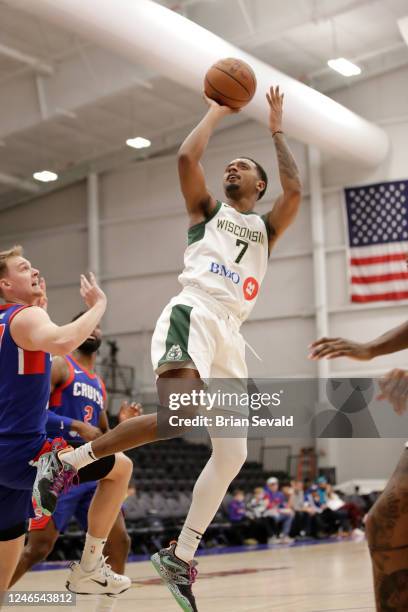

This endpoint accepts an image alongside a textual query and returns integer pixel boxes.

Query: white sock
[60,442,97,471]
[175,526,203,563]
[80,533,107,572]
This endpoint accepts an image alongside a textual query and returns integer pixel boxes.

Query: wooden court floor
[9,541,375,612]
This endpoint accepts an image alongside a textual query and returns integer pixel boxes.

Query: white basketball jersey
[179,201,270,322]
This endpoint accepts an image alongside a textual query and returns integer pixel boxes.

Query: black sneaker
[151,542,198,611]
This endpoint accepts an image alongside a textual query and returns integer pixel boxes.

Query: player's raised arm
[11,273,107,355]
[309,319,408,361]
[264,86,302,248]
[178,96,237,223]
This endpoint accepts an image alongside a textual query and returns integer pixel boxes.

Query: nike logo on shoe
[91,579,108,587]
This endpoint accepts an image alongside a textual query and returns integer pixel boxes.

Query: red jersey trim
[9,304,29,323]
[70,355,97,379]
[97,375,107,403]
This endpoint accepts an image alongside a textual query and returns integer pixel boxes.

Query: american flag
[345,180,408,303]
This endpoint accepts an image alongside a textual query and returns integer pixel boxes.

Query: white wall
[2,65,408,481]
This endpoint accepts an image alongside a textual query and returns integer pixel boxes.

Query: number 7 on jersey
[235,239,249,264]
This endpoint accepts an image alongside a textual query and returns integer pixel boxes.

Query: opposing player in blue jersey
[0,246,132,595]
[9,315,140,590]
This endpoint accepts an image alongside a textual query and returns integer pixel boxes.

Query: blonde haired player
[37,86,302,611]
[0,246,132,596]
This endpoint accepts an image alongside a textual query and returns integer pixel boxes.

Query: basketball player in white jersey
[36,86,301,611]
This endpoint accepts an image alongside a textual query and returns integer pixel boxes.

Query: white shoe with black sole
[66,556,131,596]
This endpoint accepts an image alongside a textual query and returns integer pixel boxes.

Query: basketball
[204,57,257,109]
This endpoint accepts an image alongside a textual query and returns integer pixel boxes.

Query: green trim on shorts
[158,304,193,368]
[188,200,222,245]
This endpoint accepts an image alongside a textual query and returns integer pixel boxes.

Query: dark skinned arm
[264,86,302,249]
[178,96,237,226]
[309,320,408,361]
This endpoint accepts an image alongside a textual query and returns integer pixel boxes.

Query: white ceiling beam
[0,172,40,193]
[12,0,387,166]
[0,42,54,75]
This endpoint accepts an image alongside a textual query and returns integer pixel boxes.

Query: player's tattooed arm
[265,86,301,245]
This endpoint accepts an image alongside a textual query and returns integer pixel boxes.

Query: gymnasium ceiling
[0,0,407,210]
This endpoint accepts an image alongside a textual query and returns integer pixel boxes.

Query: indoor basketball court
[1,1,408,611]
[15,541,375,611]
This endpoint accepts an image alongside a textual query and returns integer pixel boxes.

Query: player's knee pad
[0,522,26,541]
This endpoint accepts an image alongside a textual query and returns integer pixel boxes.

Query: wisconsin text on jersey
[216,218,265,244]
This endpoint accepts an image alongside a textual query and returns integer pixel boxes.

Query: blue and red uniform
[0,303,52,535]
[30,355,107,533]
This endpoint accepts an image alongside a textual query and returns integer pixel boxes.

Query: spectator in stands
[326,485,365,539]
[247,487,275,544]
[325,484,351,536]
[289,480,318,538]
[316,476,329,504]
[227,490,270,546]
[263,477,294,544]
[247,487,269,519]
[227,489,252,545]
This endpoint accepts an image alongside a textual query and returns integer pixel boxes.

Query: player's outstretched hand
[203,93,240,115]
[80,272,106,309]
[266,85,284,134]
[308,337,372,361]
[377,368,408,415]
[118,401,144,423]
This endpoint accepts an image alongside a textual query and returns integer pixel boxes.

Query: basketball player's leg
[9,518,59,587]
[173,323,249,562]
[73,483,131,574]
[0,479,38,592]
[365,447,408,611]
[65,453,133,595]
[11,482,99,587]
[151,321,248,611]
[0,534,25,594]
[102,512,131,575]
[176,433,247,560]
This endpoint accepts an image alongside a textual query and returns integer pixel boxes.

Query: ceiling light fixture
[33,170,58,182]
[327,57,361,77]
[126,137,151,149]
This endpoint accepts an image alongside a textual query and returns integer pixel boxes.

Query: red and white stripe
[350,242,408,303]
[17,347,46,375]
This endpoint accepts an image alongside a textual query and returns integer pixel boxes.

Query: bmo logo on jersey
[209,262,240,284]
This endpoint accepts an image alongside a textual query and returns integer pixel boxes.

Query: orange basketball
[204,58,257,109]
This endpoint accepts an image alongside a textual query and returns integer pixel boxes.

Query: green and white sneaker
[151,542,198,611]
